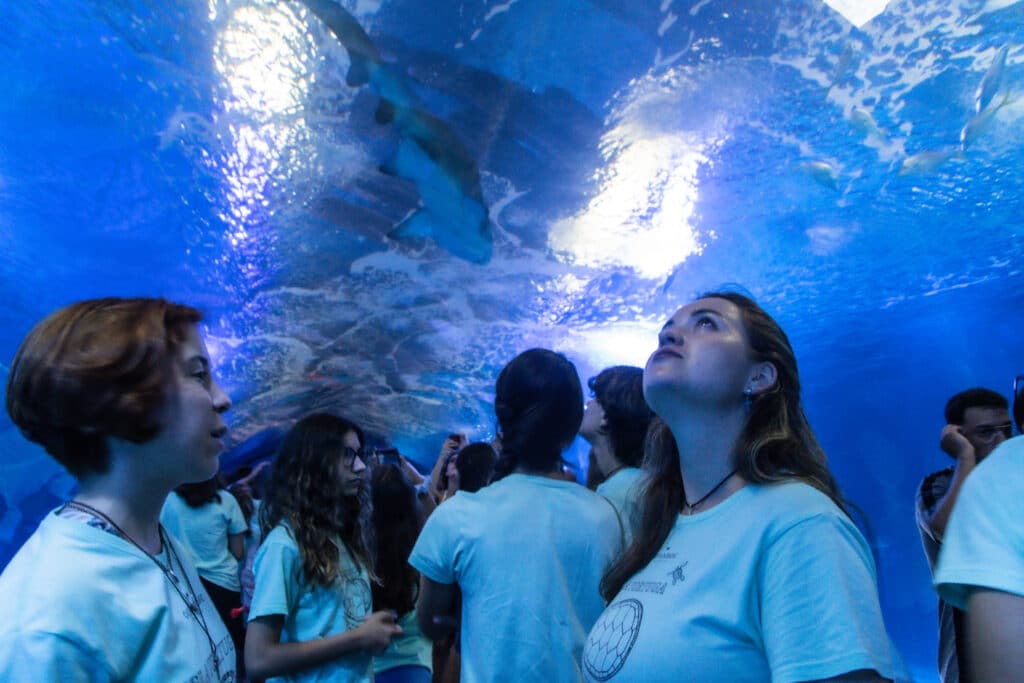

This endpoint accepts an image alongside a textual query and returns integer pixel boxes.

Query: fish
[849,106,884,139]
[298,0,380,87]
[826,44,856,94]
[960,91,1014,149]
[384,138,491,264]
[801,160,840,190]
[975,45,1010,114]
[294,0,493,263]
[898,148,962,176]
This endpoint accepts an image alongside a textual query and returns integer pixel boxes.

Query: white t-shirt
[935,437,1024,608]
[409,473,622,683]
[583,482,901,683]
[249,524,373,683]
[0,510,235,682]
[161,490,248,591]
[596,467,644,546]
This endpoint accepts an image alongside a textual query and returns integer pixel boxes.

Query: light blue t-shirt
[409,473,622,683]
[596,467,645,546]
[0,510,235,682]
[935,437,1024,608]
[250,524,374,683]
[373,608,432,674]
[583,482,901,683]
[161,489,247,590]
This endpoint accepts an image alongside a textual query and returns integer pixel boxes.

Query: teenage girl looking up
[161,476,248,677]
[245,412,402,683]
[411,348,622,682]
[582,292,902,683]
[0,297,236,680]
[370,460,435,683]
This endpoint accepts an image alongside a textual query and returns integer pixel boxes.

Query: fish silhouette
[296,0,493,264]
[975,45,1009,114]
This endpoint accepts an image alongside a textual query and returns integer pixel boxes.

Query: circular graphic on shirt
[342,572,372,629]
[583,598,643,681]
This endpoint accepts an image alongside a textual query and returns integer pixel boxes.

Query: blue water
[2,0,1024,679]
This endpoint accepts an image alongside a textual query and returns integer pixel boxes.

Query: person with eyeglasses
[915,387,1012,683]
[245,413,402,683]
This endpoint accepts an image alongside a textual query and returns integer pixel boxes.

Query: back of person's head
[261,412,371,587]
[456,442,498,492]
[493,348,583,477]
[588,366,652,468]
[370,463,419,615]
[174,477,222,507]
[5,297,201,480]
[944,387,1008,425]
[1014,376,1024,433]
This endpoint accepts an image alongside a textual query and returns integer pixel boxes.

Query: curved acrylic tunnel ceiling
[2,3,1024,675]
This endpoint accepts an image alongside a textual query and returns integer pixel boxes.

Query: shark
[295,0,493,264]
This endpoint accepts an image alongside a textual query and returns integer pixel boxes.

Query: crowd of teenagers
[0,294,1020,683]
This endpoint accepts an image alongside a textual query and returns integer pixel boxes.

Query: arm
[416,576,459,642]
[398,456,437,520]
[245,611,401,680]
[963,589,1024,682]
[429,434,466,502]
[228,533,246,561]
[925,425,977,538]
[235,461,270,488]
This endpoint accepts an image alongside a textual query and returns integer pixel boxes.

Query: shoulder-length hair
[259,413,373,588]
[6,297,201,479]
[601,291,846,600]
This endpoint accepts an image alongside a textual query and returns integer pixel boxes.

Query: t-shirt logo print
[583,598,643,681]
[342,572,372,630]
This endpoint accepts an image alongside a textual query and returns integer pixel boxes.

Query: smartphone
[376,447,401,465]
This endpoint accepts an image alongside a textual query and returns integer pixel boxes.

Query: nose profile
[660,326,681,347]
[212,379,232,413]
[353,455,367,473]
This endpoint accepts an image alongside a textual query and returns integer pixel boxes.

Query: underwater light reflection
[212,4,313,249]
[566,321,663,374]
[548,132,705,280]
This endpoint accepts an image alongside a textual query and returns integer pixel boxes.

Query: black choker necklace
[602,464,626,480]
[682,469,738,514]
[62,500,226,681]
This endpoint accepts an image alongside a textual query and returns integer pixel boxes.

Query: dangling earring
[743,387,753,414]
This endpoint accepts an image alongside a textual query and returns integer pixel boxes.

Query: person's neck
[75,461,172,553]
[590,438,622,479]
[663,404,747,510]
[514,463,566,481]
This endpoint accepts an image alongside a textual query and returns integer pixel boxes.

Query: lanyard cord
[62,500,223,680]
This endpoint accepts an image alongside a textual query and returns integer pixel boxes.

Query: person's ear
[747,361,778,396]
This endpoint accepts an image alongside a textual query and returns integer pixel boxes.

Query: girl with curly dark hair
[245,413,401,683]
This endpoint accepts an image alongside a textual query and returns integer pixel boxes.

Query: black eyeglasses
[341,447,370,469]
[964,422,1013,444]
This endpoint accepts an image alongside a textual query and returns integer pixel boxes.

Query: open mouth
[211,426,228,439]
